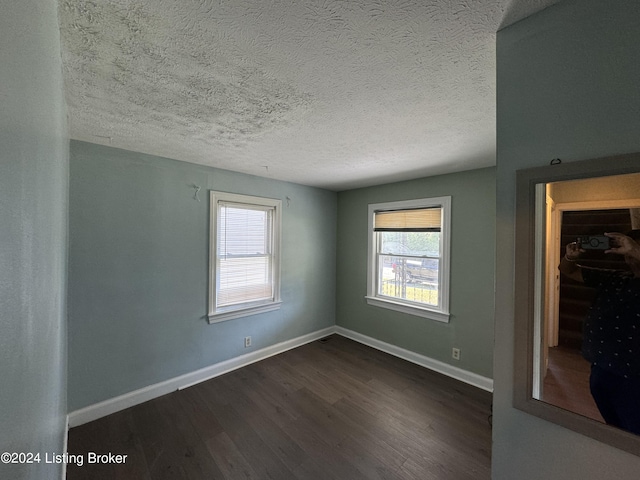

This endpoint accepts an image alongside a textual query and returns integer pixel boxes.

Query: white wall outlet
[244,336,252,348]
[452,348,461,360]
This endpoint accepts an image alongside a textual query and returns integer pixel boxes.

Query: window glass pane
[218,256,272,306]
[217,203,273,308]
[219,205,270,256]
[379,231,440,256]
[378,230,441,307]
[377,254,440,307]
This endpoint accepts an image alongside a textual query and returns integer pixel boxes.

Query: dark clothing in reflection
[581,267,640,432]
[582,268,640,377]
[590,365,640,434]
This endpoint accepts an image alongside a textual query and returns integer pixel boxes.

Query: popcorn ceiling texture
[58,0,559,190]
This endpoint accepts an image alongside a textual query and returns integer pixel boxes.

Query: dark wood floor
[67,335,492,480]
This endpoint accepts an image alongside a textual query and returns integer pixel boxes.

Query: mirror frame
[514,152,640,456]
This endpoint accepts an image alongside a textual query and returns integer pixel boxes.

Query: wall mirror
[514,152,640,456]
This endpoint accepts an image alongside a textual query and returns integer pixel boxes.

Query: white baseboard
[68,326,335,427]
[335,326,494,392]
[68,325,492,427]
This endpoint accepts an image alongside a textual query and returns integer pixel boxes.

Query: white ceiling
[58,0,560,191]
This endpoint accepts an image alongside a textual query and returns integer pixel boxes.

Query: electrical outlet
[244,336,252,348]
[452,348,461,360]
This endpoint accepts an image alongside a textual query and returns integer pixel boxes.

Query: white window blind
[374,207,442,232]
[217,202,274,308]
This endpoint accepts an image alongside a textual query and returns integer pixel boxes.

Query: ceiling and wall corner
[58,0,560,191]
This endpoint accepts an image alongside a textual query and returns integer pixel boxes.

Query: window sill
[365,296,450,323]
[208,301,282,324]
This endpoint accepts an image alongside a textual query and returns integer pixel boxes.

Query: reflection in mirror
[514,154,640,457]
[534,174,640,434]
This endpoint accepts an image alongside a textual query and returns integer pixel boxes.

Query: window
[366,196,451,322]
[208,192,282,323]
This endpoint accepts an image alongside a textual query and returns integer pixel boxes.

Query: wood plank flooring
[66,335,492,480]
[541,346,604,423]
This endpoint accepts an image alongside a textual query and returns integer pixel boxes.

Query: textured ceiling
[58,0,560,191]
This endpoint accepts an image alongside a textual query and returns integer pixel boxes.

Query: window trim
[208,191,282,324]
[365,196,451,323]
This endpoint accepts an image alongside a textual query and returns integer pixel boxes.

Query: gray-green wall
[68,141,337,411]
[494,0,640,478]
[336,167,495,378]
[0,1,69,479]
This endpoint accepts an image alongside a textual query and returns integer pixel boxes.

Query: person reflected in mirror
[560,230,640,434]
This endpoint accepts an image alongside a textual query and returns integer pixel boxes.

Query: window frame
[365,196,451,323]
[208,191,282,324]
